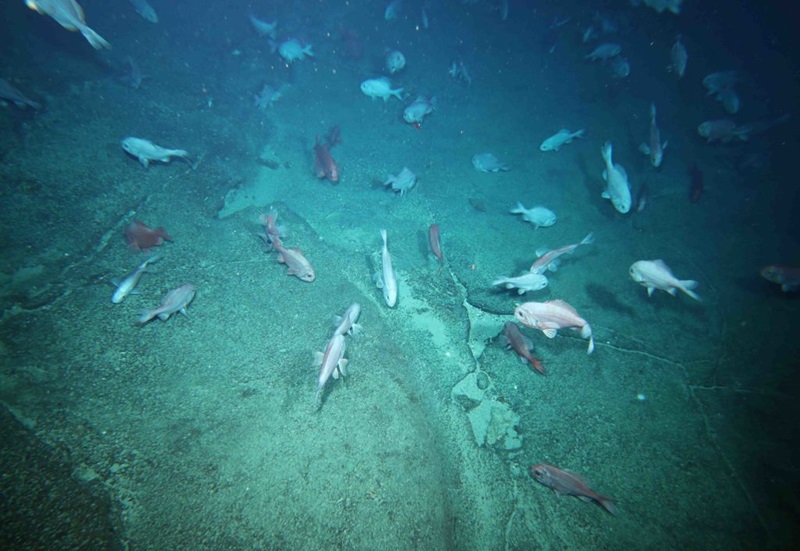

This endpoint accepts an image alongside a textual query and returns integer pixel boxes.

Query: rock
[466,400,523,451]
[451,371,491,409]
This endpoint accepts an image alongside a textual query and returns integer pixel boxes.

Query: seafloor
[1,0,798,549]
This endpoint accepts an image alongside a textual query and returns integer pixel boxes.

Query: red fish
[314,136,339,183]
[428,223,443,264]
[137,283,195,325]
[689,163,703,203]
[125,220,172,253]
[500,321,544,374]
[271,234,315,282]
[529,463,617,515]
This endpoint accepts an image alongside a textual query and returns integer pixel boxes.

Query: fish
[630,0,683,15]
[278,39,313,63]
[384,167,417,196]
[697,119,748,143]
[333,303,362,336]
[128,0,157,23]
[634,182,649,213]
[428,224,443,264]
[760,265,800,293]
[600,141,632,214]
[514,299,594,354]
[670,35,687,78]
[689,163,703,204]
[510,202,556,229]
[384,0,402,21]
[472,153,509,172]
[0,78,41,109]
[385,50,406,74]
[539,129,585,152]
[315,333,348,403]
[492,273,548,294]
[609,56,630,78]
[314,136,339,183]
[629,260,701,301]
[449,59,472,86]
[137,283,195,325]
[499,321,544,375]
[376,229,398,307]
[585,43,621,61]
[112,256,159,304]
[530,233,594,274]
[529,463,617,515]
[702,71,739,96]
[121,137,190,168]
[253,82,286,110]
[716,87,740,114]
[258,210,283,248]
[26,0,111,49]
[403,96,436,128]
[120,56,146,90]
[248,15,277,39]
[271,234,315,282]
[638,103,667,168]
[125,221,172,253]
[360,77,403,101]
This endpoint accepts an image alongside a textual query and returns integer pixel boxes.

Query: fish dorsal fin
[547,299,577,315]
[535,247,550,258]
[652,259,670,271]
[616,164,628,179]
[558,128,570,134]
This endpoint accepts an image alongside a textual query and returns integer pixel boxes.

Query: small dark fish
[689,163,704,204]
[634,182,649,213]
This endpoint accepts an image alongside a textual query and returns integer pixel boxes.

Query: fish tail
[79,24,111,50]
[597,495,618,515]
[581,232,595,246]
[680,280,702,301]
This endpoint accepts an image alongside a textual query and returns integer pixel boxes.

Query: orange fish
[529,463,617,515]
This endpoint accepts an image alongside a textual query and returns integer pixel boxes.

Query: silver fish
[112,255,159,304]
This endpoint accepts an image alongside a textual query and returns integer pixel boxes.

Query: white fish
[600,141,632,214]
[137,284,195,325]
[121,137,190,168]
[314,333,348,403]
[112,256,159,304]
[248,15,277,39]
[385,0,402,20]
[702,71,739,96]
[128,0,157,23]
[333,303,362,337]
[385,50,406,74]
[717,87,740,114]
[360,77,403,101]
[638,103,667,168]
[0,78,41,109]
[629,260,700,301]
[610,56,630,78]
[420,8,429,29]
[25,0,111,50]
[376,229,398,307]
[403,96,435,126]
[472,153,509,172]
[670,35,687,78]
[384,167,417,196]
[492,273,548,294]
[278,39,313,63]
[510,202,557,229]
[630,0,683,14]
[585,43,621,61]
[539,129,585,152]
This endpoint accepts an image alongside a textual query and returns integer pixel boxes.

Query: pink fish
[258,211,283,248]
[428,223,443,264]
[530,233,594,274]
[529,463,617,515]
[514,300,594,354]
[315,333,348,402]
[137,284,195,325]
[499,321,544,374]
[270,234,315,282]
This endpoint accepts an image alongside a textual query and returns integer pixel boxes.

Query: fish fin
[497,335,510,348]
[313,351,324,366]
[110,278,120,287]
[535,247,549,257]
[667,287,677,296]
[157,313,169,320]
[652,259,670,270]
[647,286,655,297]
[350,323,363,336]
[373,272,384,289]
[542,328,557,338]
[602,169,608,182]
[548,260,559,272]
[547,299,578,316]
[140,157,149,168]
[616,164,628,179]
[517,288,526,295]
[638,143,651,155]
[601,190,610,199]
[581,232,595,246]
[598,496,618,515]
[338,358,348,377]
[679,280,702,301]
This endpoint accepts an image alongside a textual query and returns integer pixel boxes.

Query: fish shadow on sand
[586,283,637,317]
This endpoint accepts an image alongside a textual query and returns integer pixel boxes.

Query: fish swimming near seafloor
[0,78,41,109]
[121,137,191,168]
[112,256,159,304]
[539,129,585,152]
[600,141,632,214]
[26,0,111,50]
